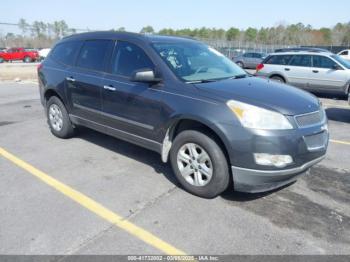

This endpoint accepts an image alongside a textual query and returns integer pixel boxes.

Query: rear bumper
[232,155,325,193]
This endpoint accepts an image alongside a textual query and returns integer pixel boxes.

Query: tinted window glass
[243,53,253,58]
[265,55,293,65]
[340,51,348,55]
[313,56,337,69]
[331,55,350,69]
[76,40,113,71]
[112,41,154,77]
[51,41,80,66]
[289,55,312,67]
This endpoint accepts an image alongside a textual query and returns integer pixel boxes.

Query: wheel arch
[161,116,232,168]
[43,88,65,106]
[269,73,286,83]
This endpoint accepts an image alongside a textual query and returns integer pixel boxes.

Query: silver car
[233,52,266,69]
[256,51,350,102]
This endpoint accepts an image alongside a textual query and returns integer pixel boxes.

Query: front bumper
[232,155,325,193]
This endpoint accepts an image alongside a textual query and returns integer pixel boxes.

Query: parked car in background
[0,48,39,63]
[39,48,51,61]
[255,51,350,101]
[233,52,267,69]
[338,49,350,61]
[38,31,328,198]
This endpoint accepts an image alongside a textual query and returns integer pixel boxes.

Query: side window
[289,55,312,67]
[76,40,113,71]
[265,55,293,65]
[243,53,252,58]
[51,41,81,66]
[340,51,348,56]
[253,53,262,58]
[313,56,337,69]
[112,41,154,77]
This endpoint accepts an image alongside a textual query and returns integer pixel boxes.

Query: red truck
[0,48,39,63]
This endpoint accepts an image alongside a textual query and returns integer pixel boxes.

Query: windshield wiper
[185,79,218,84]
[232,74,248,79]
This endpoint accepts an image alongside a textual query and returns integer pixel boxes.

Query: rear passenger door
[309,55,347,92]
[285,55,312,89]
[101,40,163,142]
[66,39,114,121]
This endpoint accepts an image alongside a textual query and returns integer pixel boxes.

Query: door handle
[103,85,116,91]
[284,68,290,71]
[66,76,75,82]
[312,70,319,73]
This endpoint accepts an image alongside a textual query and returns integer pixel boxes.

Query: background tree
[226,27,240,41]
[244,27,258,42]
[18,19,29,35]
[140,26,154,34]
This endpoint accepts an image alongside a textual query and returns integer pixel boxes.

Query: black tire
[46,96,75,139]
[236,61,244,68]
[23,56,32,63]
[270,75,285,83]
[170,130,230,198]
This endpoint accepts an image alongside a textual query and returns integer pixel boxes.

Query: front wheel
[170,130,230,198]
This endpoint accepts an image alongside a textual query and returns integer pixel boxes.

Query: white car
[338,49,350,61]
[39,48,51,61]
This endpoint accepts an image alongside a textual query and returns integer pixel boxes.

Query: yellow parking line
[330,139,350,146]
[0,147,185,255]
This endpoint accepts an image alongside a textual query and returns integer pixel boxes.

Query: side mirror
[131,69,161,83]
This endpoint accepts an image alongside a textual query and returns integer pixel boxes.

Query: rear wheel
[23,56,32,63]
[270,75,285,83]
[46,96,75,138]
[236,61,244,68]
[170,130,230,198]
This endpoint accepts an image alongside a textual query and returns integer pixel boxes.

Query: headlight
[227,100,293,130]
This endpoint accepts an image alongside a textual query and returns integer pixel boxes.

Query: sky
[1,0,350,33]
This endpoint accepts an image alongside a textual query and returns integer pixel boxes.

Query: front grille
[295,110,324,128]
[304,131,328,151]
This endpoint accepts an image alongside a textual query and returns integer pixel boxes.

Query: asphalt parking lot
[0,81,350,255]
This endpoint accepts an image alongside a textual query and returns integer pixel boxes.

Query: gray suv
[256,51,350,102]
[38,32,328,198]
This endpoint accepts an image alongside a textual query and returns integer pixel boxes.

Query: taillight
[256,63,264,71]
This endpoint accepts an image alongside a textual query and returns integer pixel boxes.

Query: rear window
[76,40,114,71]
[51,41,80,66]
[264,55,293,65]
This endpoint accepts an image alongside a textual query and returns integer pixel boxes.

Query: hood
[194,76,320,115]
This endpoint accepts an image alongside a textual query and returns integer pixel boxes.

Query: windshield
[152,42,246,82]
[331,54,350,69]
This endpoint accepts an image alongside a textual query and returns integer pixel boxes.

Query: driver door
[101,40,163,142]
[309,55,347,92]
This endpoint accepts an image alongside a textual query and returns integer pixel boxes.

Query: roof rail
[274,47,331,53]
